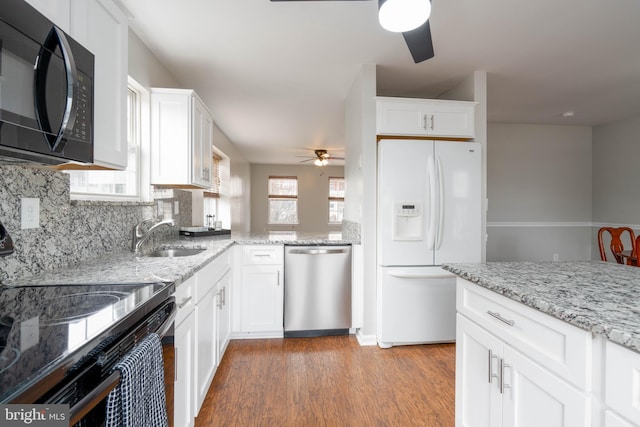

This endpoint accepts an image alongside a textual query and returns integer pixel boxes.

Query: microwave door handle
[34,26,78,153]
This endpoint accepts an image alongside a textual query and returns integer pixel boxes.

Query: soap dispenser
[0,220,15,257]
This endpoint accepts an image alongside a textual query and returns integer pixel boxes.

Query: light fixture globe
[378,0,431,33]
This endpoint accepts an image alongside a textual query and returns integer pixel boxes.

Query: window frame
[67,77,151,202]
[268,176,299,225]
[328,176,345,225]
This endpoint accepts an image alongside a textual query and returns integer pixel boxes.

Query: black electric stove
[0,281,174,404]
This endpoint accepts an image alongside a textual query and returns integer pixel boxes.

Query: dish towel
[105,332,169,427]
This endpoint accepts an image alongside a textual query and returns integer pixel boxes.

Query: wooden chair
[597,227,636,265]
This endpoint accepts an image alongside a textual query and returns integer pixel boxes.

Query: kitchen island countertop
[3,231,354,288]
[443,261,640,353]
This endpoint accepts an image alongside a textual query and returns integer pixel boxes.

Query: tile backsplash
[0,166,192,284]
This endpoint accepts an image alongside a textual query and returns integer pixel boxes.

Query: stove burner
[40,291,129,326]
[0,346,20,374]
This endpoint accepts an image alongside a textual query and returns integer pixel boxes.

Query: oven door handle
[68,370,120,426]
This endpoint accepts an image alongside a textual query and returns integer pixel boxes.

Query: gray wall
[487,123,593,261]
[591,114,640,259]
[250,164,344,233]
[592,114,640,224]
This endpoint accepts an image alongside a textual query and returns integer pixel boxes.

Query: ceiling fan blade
[402,19,434,63]
[299,158,316,163]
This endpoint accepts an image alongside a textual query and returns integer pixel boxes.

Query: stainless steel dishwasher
[284,245,352,337]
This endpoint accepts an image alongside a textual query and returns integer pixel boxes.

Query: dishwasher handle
[288,248,349,255]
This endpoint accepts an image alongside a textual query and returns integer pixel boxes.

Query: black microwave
[0,0,94,165]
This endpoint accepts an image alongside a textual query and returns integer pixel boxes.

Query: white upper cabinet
[151,88,214,189]
[376,97,477,138]
[71,0,128,169]
[25,0,129,169]
[23,0,71,32]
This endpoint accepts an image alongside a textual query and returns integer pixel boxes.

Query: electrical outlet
[553,254,559,262]
[174,201,179,215]
[21,198,40,229]
[20,316,39,351]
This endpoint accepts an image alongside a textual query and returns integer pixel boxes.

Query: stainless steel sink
[143,248,206,257]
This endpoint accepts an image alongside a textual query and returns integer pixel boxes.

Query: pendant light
[378,0,431,33]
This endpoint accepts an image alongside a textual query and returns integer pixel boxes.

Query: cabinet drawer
[457,279,591,390]
[195,249,231,302]
[174,275,195,326]
[606,341,640,425]
[242,245,283,265]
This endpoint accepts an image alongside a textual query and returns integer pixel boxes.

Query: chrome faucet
[131,218,175,252]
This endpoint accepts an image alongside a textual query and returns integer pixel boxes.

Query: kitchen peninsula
[445,261,640,427]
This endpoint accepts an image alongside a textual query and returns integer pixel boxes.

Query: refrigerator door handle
[387,270,456,279]
[427,156,437,250]
[435,156,445,250]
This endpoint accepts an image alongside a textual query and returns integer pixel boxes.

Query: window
[67,77,149,200]
[204,152,229,227]
[268,176,298,224]
[329,177,345,224]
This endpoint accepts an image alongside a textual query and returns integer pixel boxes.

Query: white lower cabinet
[456,279,590,427]
[605,410,637,427]
[233,245,284,337]
[605,341,640,426]
[174,307,195,427]
[173,276,196,427]
[194,280,217,414]
[173,248,232,425]
[216,270,232,364]
[240,265,283,333]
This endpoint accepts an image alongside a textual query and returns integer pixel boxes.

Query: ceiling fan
[269,0,434,63]
[298,149,345,166]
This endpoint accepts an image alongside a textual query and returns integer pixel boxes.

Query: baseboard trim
[355,330,377,346]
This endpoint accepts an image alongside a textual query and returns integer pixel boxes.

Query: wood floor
[195,336,456,427]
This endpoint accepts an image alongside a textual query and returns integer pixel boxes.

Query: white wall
[487,123,593,261]
[128,29,181,89]
[345,64,377,343]
[250,164,343,233]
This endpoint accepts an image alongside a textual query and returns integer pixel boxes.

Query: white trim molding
[487,221,592,228]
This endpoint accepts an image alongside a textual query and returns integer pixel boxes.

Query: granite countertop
[443,261,640,353]
[3,231,354,288]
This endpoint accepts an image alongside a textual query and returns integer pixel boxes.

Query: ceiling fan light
[322,158,328,166]
[378,0,431,33]
[314,158,324,167]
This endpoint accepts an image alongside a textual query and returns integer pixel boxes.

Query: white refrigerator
[377,139,481,348]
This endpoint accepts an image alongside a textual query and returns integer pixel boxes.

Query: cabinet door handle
[430,115,434,130]
[277,271,280,286]
[488,349,499,384]
[216,290,223,309]
[423,114,428,130]
[487,310,515,326]
[174,347,178,382]
[499,358,511,394]
[177,296,192,309]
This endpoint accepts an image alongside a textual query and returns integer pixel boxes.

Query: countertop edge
[442,262,640,354]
